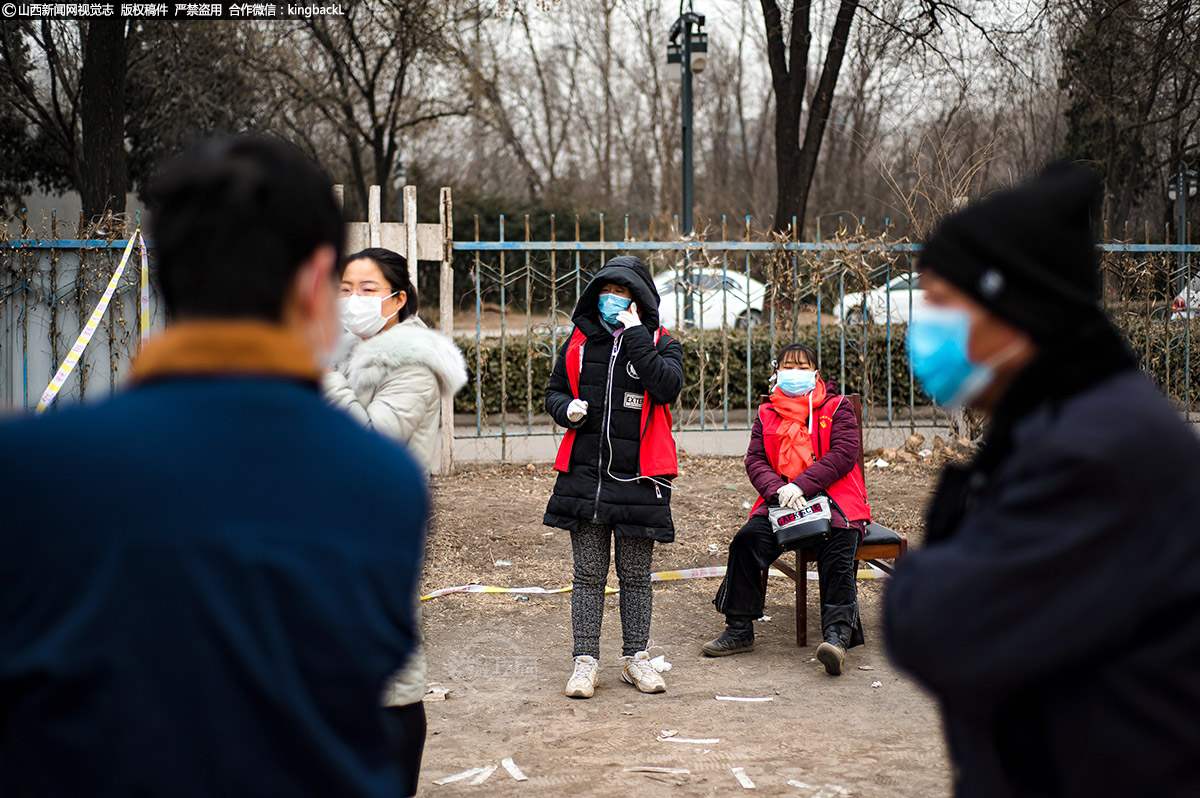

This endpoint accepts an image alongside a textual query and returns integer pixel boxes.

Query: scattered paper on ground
[788,780,850,796]
[501,757,528,781]
[433,766,487,786]
[871,680,883,688]
[468,764,498,785]
[732,767,757,789]
[657,731,720,744]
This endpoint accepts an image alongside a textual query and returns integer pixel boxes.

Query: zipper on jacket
[593,336,623,521]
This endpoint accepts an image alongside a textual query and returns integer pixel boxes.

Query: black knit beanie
[919,161,1106,342]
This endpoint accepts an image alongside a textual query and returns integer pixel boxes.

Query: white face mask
[340,292,398,338]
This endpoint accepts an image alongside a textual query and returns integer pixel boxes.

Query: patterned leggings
[570,521,655,658]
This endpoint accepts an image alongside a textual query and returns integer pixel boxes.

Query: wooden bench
[761,393,908,646]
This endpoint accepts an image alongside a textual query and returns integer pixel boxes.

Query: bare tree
[1058,0,1200,225]
[758,0,862,232]
[0,21,129,221]
[261,1,469,220]
[0,21,269,223]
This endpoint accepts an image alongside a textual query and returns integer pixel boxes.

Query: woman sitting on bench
[703,343,872,675]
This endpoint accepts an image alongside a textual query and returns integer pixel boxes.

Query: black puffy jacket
[885,322,1200,797]
[543,256,684,542]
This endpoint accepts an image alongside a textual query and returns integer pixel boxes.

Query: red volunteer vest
[552,326,678,478]
[750,395,871,523]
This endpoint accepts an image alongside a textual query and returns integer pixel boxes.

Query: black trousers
[386,702,427,797]
[713,515,865,647]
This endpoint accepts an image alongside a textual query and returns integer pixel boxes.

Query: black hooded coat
[543,256,684,542]
[885,321,1200,797]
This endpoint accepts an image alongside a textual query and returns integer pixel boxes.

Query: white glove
[616,301,640,329]
[566,398,588,422]
[776,483,805,509]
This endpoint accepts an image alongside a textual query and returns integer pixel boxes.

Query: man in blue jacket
[886,163,1200,796]
[0,138,427,796]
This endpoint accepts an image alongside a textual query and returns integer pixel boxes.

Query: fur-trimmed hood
[333,316,468,398]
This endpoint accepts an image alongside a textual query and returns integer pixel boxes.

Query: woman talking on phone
[543,256,683,699]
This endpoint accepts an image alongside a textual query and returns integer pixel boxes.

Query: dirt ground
[418,455,949,797]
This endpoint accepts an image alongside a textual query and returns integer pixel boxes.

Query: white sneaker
[566,655,600,698]
[620,650,666,693]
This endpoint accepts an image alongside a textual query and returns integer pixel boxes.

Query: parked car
[832,272,927,325]
[1171,275,1200,320]
[654,268,768,329]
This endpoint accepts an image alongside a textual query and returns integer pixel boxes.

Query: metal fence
[451,216,1200,459]
[0,238,165,414]
[3,213,1197,463]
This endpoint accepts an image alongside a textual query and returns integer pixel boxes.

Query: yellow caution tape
[36,232,142,412]
[138,232,150,344]
[421,584,616,600]
[421,564,884,600]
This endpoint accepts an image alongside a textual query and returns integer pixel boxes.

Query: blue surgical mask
[776,368,817,397]
[906,306,994,408]
[598,293,632,325]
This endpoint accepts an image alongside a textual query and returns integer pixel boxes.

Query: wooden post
[404,185,418,287]
[439,187,455,476]
[368,185,381,247]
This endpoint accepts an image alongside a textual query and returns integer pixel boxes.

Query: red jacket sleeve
[745,416,787,501]
[794,398,859,496]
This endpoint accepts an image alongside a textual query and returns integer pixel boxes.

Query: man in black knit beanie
[885,162,1200,797]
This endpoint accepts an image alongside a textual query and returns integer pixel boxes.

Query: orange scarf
[770,380,827,479]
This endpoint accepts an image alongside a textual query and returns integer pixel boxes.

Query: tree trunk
[792,0,859,231]
[79,19,128,221]
[763,0,859,234]
[773,90,803,231]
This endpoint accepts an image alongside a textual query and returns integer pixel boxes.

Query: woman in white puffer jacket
[322,247,467,797]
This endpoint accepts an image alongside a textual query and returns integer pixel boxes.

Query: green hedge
[1119,315,1200,401]
[453,317,1200,415]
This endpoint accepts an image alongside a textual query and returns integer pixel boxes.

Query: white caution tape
[138,232,150,343]
[36,233,140,412]
[421,564,885,600]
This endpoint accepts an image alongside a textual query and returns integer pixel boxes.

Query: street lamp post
[668,3,706,324]
[1168,164,1197,297]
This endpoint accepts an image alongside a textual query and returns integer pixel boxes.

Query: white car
[832,272,927,325]
[654,268,768,329]
[1170,275,1200,320]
